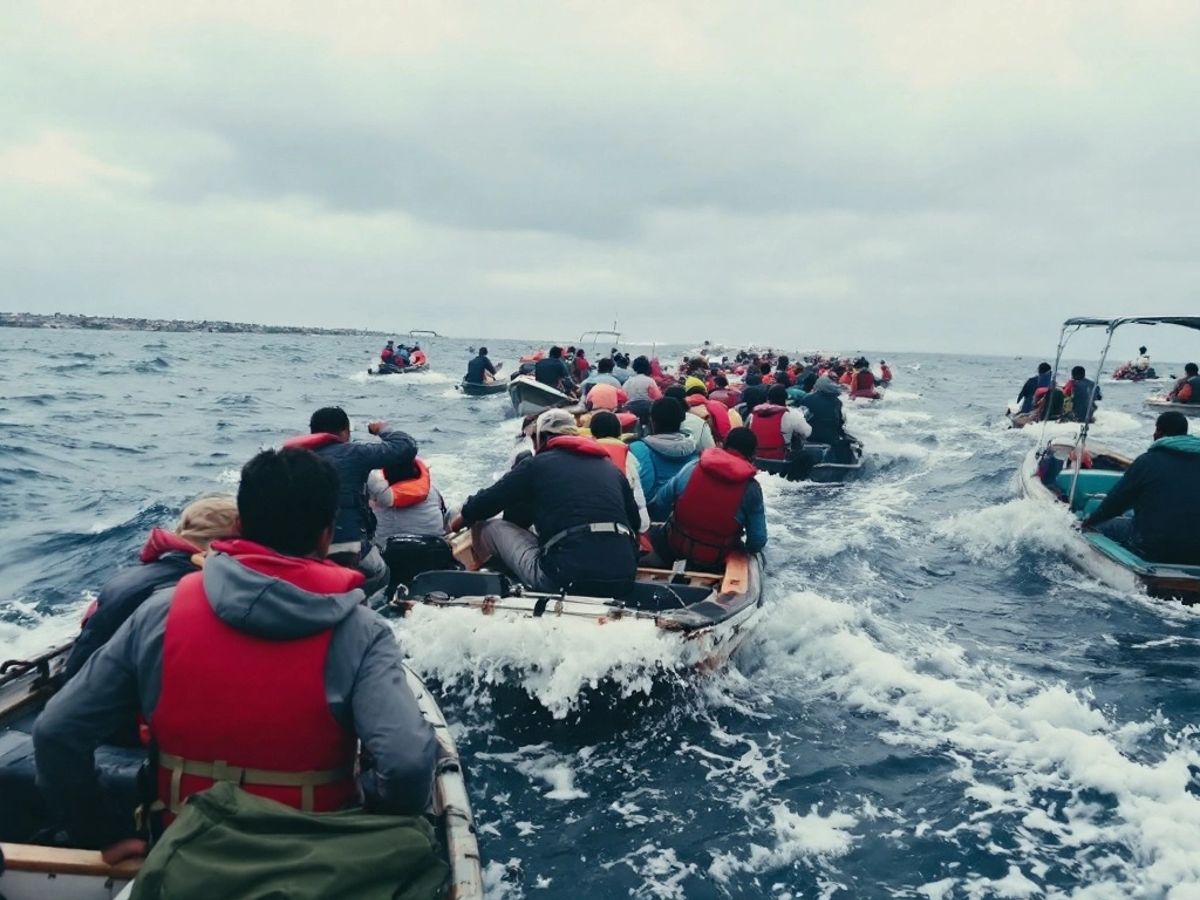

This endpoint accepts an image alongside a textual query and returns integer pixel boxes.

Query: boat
[368,363,430,376]
[1017,314,1200,605]
[458,379,507,397]
[0,643,483,900]
[507,375,576,417]
[754,436,865,484]
[1145,397,1200,417]
[384,531,764,671]
[1019,438,1200,604]
[1110,362,1159,382]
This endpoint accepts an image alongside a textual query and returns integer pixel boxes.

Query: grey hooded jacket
[628,432,699,498]
[34,549,437,847]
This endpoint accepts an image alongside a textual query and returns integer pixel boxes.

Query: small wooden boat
[368,363,430,376]
[387,531,764,671]
[458,380,507,397]
[1019,438,1200,604]
[755,436,864,484]
[1144,397,1200,417]
[507,376,576,417]
[0,644,482,900]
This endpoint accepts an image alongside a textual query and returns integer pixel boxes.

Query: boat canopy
[1061,316,1200,332]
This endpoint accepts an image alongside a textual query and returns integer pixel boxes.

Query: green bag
[130,782,448,900]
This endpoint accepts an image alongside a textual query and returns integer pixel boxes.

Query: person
[1064,366,1102,423]
[580,357,623,395]
[611,353,632,384]
[368,458,449,542]
[1082,412,1200,564]
[709,374,741,409]
[623,355,664,422]
[665,385,716,451]
[465,347,497,384]
[63,495,240,681]
[879,360,893,385]
[449,409,640,597]
[628,398,700,498]
[1136,346,1151,371]
[34,448,438,852]
[573,348,591,382]
[648,427,767,568]
[589,411,650,533]
[585,381,628,411]
[1016,363,1053,415]
[683,380,737,442]
[740,372,768,414]
[1168,363,1200,403]
[534,346,574,394]
[285,407,417,597]
[773,356,792,388]
[380,341,395,365]
[409,345,427,367]
[849,359,879,400]
[747,385,813,460]
[797,377,847,445]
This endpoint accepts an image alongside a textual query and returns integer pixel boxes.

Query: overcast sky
[2,1,1199,355]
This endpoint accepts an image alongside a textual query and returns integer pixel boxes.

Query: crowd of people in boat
[1111,346,1157,381]
[1010,363,1104,427]
[376,339,428,373]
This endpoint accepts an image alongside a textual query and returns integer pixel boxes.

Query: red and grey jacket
[749,404,788,460]
[666,449,758,566]
[150,545,363,819]
[685,395,733,441]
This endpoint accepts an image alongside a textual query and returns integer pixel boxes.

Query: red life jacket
[667,449,757,567]
[282,432,343,451]
[545,435,611,459]
[150,544,360,820]
[386,458,432,508]
[749,405,788,460]
[686,395,732,441]
[597,438,630,472]
[410,351,427,366]
[381,348,394,363]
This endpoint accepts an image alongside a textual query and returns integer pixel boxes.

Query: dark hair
[589,411,621,440]
[650,397,686,433]
[383,461,421,485]
[310,406,350,435]
[237,449,338,557]
[714,375,729,388]
[632,355,651,375]
[1037,362,1051,374]
[598,357,614,374]
[777,355,789,369]
[760,362,772,375]
[745,372,762,386]
[1071,366,1086,379]
[767,384,789,405]
[1157,411,1188,437]
[567,346,576,354]
[479,347,488,356]
[1186,362,1198,375]
[550,346,563,358]
[724,427,757,460]
[1140,346,1147,354]
[664,385,686,403]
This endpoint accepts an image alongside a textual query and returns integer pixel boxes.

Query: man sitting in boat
[534,345,576,395]
[465,346,497,384]
[622,355,664,423]
[63,494,240,681]
[611,353,632,384]
[796,377,848,445]
[368,458,450,543]
[849,358,880,399]
[750,384,813,456]
[589,410,650,534]
[449,409,640,597]
[709,374,741,409]
[1016,362,1053,415]
[580,356,623,396]
[380,340,395,365]
[665,385,716,451]
[648,427,767,569]
[1082,412,1200,564]
[34,447,438,851]
[628,398,700,499]
[879,360,894,385]
[1063,366,1102,423]
[285,407,418,598]
[1167,363,1200,403]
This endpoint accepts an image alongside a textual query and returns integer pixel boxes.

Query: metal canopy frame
[1041,315,1199,508]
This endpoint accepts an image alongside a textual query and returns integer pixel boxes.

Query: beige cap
[535,408,578,441]
[176,493,239,551]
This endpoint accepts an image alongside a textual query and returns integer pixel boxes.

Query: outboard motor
[383,534,462,601]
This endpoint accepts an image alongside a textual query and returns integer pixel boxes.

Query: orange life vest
[386,458,432,508]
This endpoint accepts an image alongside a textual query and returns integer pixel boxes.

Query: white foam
[933,497,1079,561]
[0,595,91,661]
[708,803,859,883]
[347,369,453,385]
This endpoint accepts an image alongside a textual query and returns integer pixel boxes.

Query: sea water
[2,327,1198,898]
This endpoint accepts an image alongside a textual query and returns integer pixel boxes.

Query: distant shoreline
[0,311,389,337]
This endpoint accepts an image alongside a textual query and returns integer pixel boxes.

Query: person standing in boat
[449,409,640,598]
[465,347,497,384]
[1135,346,1152,372]
[284,407,418,598]
[1167,363,1200,403]
[648,427,767,569]
[1064,366,1102,423]
[1082,412,1200,565]
[34,448,438,852]
[1016,363,1053,415]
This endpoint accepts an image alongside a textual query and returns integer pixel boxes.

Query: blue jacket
[648,459,767,553]
[465,355,496,383]
[1088,435,1200,563]
[628,432,698,499]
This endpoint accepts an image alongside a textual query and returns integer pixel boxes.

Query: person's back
[629,398,700,497]
[368,460,448,541]
[797,380,845,444]
[34,448,437,851]
[741,378,768,412]
[1084,414,1200,564]
[1169,364,1200,403]
[590,411,650,533]
[612,356,632,384]
[534,350,571,390]
[465,349,495,384]
[1066,368,1101,422]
